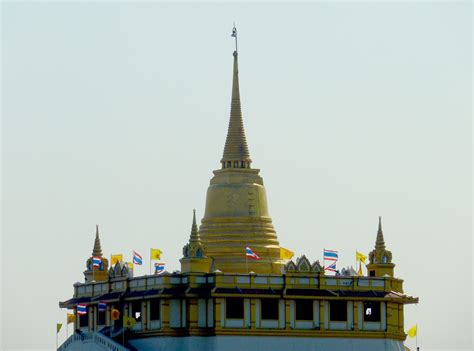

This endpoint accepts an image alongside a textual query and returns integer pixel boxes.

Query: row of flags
[108,249,165,274]
[323,249,368,275]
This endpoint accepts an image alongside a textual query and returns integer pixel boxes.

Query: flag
[154,262,165,274]
[77,304,87,315]
[280,247,294,260]
[231,26,237,38]
[323,249,338,261]
[127,262,134,270]
[98,302,107,312]
[92,256,101,268]
[325,261,337,272]
[133,251,143,265]
[56,323,62,333]
[245,246,261,260]
[150,249,163,260]
[123,316,136,328]
[111,309,120,321]
[67,313,75,324]
[356,251,367,262]
[407,324,417,338]
[111,254,123,265]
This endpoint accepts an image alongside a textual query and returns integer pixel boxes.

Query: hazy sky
[2,2,472,350]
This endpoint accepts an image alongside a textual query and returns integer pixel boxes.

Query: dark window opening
[226,298,244,319]
[97,311,106,325]
[369,270,375,277]
[329,301,347,321]
[131,301,142,322]
[363,302,381,322]
[150,299,161,321]
[296,299,314,321]
[79,314,88,327]
[261,299,279,320]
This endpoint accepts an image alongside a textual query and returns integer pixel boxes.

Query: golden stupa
[199,50,283,274]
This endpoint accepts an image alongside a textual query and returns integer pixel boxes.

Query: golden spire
[221,25,251,169]
[189,209,200,243]
[375,216,386,250]
[92,224,102,257]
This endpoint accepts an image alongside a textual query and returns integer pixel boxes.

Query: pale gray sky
[2,2,472,350]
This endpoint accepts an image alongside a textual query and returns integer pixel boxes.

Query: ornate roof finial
[92,224,103,257]
[375,216,386,250]
[189,209,200,243]
[221,24,252,169]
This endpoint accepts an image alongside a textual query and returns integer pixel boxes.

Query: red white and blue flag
[154,263,165,274]
[325,261,337,272]
[98,302,107,312]
[92,256,101,268]
[133,251,143,265]
[245,246,261,260]
[323,249,338,261]
[77,304,87,315]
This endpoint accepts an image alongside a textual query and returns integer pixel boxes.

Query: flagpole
[416,323,419,351]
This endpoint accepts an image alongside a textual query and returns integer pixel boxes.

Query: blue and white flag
[323,249,338,262]
[154,263,165,274]
[133,251,143,265]
[92,256,101,268]
[98,302,107,312]
[77,304,87,315]
[245,246,261,260]
[325,261,337,272]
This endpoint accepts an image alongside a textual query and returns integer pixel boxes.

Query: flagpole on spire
[231,23,238,53]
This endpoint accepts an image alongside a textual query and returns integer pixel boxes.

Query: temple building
[58,34,418,351]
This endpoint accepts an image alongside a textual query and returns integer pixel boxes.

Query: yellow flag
[127,262,134,270]
[56,323,62,333]
[356,251,367,263]
[67,313,75,324]
[123,316,136,328]
[111,254,123,265]
[111,308,120,321]
[280,247,294,260]
[407,324,417,338]
[150,248,163,260]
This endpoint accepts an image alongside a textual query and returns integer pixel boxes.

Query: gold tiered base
[199,217,284,274]
[199,168,284,274]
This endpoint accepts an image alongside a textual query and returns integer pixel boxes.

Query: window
[131,301,142,322]
[226,298,244,319]
[369,270,375,277]
[363,302,381,322]
[97,310,106,325]
[79,314,88,327]
[329,301,347,321]
[296,300,313,321]
[261,299,279,320]
[150,299,161,321]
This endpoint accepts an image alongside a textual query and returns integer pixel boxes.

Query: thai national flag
[77,304,87,315]
[98,302,107,312]
[92,256,101,268]
[154,263,165,274]
[245,246,261,260]
[325,261,337,272]
[323,249,338,262]
[133,251,143,265]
